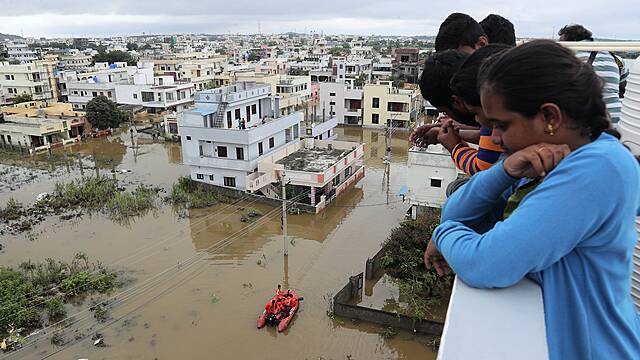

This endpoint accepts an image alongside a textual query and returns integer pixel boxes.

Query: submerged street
[0,127,438,360]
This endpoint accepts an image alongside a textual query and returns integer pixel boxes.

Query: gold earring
[547,124,555,136]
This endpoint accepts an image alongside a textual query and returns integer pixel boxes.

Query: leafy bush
[45,297,66,321]
[91,270,117,293]
[60,271,92,296]
[166,176,224,209]
[50,176,117,209]
[105,185,157,221]
[380,209,453,319]
[0,269,41,333]
[0,198,24,222]
[0,255,122,338]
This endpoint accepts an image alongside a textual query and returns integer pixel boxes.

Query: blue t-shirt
[433,133,640,359]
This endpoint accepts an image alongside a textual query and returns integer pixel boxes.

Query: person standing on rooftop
[558,24,629,124]
[425,40,640,360]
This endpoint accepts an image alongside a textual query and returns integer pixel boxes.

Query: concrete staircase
[259,183,281,200]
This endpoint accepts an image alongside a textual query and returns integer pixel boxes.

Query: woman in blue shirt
[425,40,640,359]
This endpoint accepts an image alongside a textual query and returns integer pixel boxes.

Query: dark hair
[478,40,609,140]
[480,14,516,46]
[435,13,487,52]
[558,24,593,41]
[450,44,510,107]
[419,50,468,108]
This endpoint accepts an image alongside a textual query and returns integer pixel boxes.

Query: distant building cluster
[0,31,438,207]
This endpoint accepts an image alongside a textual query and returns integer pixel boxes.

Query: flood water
[0,127,439,360]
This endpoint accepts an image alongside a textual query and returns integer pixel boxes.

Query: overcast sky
[0,1,637,40]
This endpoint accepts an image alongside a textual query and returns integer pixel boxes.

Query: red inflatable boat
[257,289,301,332]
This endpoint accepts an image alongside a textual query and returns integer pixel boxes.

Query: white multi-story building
[5,43,38,63]
[372,57,393,82]
[178,62,220,91]
[332,57,373,85]
[66,62,194,112]
[180,81,302,190]
[0,60,57,105]
[405,144,461,218]
[319,82,363,125]
[59,52,93,70]
[275,75,311,116]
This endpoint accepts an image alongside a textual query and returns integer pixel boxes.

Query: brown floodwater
[0,128,439,360]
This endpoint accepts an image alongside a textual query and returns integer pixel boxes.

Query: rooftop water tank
[618,56,640,309]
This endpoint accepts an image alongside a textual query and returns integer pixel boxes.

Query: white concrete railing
[438,277,548,360]
[558,41,640,51]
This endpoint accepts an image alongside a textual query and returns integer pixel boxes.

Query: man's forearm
[459,129,480,144]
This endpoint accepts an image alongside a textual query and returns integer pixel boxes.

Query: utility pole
[281,174,288,257]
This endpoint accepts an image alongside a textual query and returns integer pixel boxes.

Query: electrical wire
[2,191,309,359]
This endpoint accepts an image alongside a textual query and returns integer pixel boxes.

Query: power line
[35,196,305,355]
[3,191,310,359]
[0,194,255,324]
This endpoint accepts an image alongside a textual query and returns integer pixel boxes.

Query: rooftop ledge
[438,277,548,360]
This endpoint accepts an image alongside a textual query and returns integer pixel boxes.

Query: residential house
[405,144,461,218]
[246,138,365,213]
[0,60,57,105]
[0,115,73,153]
[180,81,302,191]
[319,82,363,125]
[362,81,421,128]
[58,52,93,70]
[66,62,194,113]
[372,57,393,82]
[392,48,421,84]
[5,42,38,63]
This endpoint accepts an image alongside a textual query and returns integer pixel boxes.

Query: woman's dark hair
[450,44,510,107]
[478,39,610,140]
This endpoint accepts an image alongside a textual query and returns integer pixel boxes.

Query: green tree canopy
[93,50,135,66]
[246,52,260,62]
[85,96,126,130]
[126,43,139,51]
[13,94,32,104]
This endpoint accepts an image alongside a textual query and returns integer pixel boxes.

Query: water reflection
[188,186,365,261]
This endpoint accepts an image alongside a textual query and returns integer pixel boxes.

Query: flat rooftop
[276,147,348,172]
[1,103,78,118]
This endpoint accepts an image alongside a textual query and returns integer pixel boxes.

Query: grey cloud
[0,0,637,39]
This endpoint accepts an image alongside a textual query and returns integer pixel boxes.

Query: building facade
[0,60,57,105]
[180,81,303,190]
[392,48,421,84]
[5,43,38,63]
[362,81,421,128]
[319,82,363,125]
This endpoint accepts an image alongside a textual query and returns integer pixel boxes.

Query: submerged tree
[85,96,126,130]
